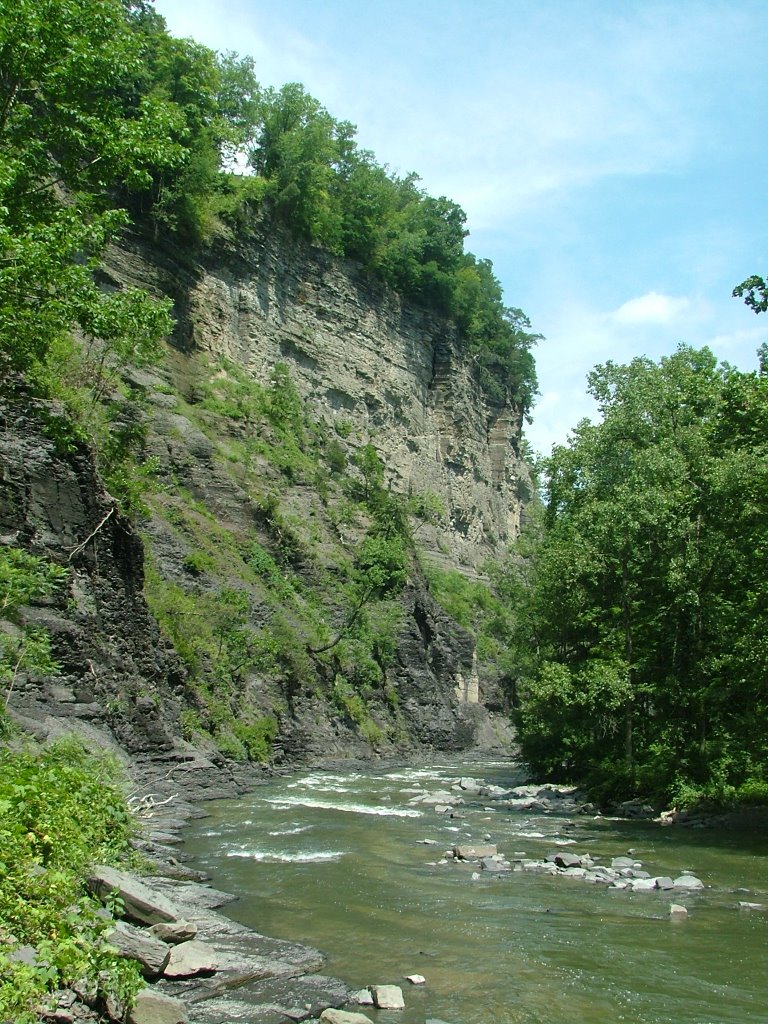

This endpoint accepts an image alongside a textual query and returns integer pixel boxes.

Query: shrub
[0,741,143,1022]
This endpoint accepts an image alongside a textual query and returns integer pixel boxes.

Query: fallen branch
[68,507,115,562]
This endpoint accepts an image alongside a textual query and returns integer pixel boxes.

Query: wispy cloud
[610,292,692,325]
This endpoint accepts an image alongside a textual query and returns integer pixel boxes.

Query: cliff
[103,222,533,573]
[1,219,525,777]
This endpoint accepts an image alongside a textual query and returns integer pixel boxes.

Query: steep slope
[103,221,533,573]
[1,220,525,772]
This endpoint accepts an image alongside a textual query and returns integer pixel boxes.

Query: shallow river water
[182,760,768,1024]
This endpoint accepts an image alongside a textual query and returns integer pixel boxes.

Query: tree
[733,274,768,314]
[513,344,768,803]
[0,0,183,385]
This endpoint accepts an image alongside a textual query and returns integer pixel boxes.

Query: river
[181,759,768,1024]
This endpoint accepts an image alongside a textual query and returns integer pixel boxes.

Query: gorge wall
[1,219,527,778]
[104,222,533,574]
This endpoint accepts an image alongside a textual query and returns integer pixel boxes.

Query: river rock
[630,877,658,892]
[453,844,497,860]
[320,1011,373,1024]
[611,857,639,870]
[406,973,426,984]
[88,866,182,925]
[738,901,765,910]
[655,876,675,891]
[149,919,198,944]
[550,851,582,868]
[349,988,375,1005]
[371,984,405,1009]
[670,904,688,919]
[126,988,189,1024]
[163,939,218,978]
[673,874,704,889]
[106,920,170,976]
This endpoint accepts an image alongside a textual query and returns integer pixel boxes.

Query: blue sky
[153,0,768,455]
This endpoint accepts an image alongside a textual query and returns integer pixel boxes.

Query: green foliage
[0,0,180,389]
[512,345,768,804]
[0,741,142,1022]
[733,273,768,314]
[0,549,69,709]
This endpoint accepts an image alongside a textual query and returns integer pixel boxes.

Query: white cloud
[610,292,692,325]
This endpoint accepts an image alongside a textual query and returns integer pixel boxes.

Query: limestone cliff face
[105,223,531,573]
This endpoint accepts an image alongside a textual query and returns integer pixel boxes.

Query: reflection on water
[182,760,768,1024]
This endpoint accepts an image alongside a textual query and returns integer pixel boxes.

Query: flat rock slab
[127,988,189,1024]
[164,940,218,978]
[107,920,170,976]
[371,984,405,1009]
[453,844,497,860]
[88,865,182,925]
[187,973,350,1024]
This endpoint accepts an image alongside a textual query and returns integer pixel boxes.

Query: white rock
[349,988,375,1005]
[670,904,688,919]
[406,973,426,984]
[673,874,705,890]
[371,984,405,1009]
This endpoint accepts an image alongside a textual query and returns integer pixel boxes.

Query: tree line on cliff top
[0,0,538,414]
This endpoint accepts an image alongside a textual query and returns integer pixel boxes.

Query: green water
[181,760,768,1024]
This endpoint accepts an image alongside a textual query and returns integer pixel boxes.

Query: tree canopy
[508,344,768,805]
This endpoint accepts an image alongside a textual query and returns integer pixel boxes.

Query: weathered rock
[738,901,765,911]
[630,877,658,892]
[127,988,189,1024]
[163,940,218,978]
[669,904,689,919]
[107,921,170,976]
[673,874,705,890]
[349,989,375,1005]
[480,857,511,873]
[88,866,181,925]
[552,852,582,869]
[371,984,405,1009]
[453,844,497,860]
[655,876,675,891]
[611,856,638,870]
[149,919,198,944]
[320,1011,373,1024]
[406,974,426,984]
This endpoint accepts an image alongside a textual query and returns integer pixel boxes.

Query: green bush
[0,741,142,1023]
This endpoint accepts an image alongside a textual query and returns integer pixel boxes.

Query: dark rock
[106,920,170,976]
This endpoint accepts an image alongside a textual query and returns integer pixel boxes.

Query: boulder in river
[320,1010,374,1024]
[453,843,497,860]
[669,904,689,919]
[673,874,705,890]
[371,984,405,1009]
